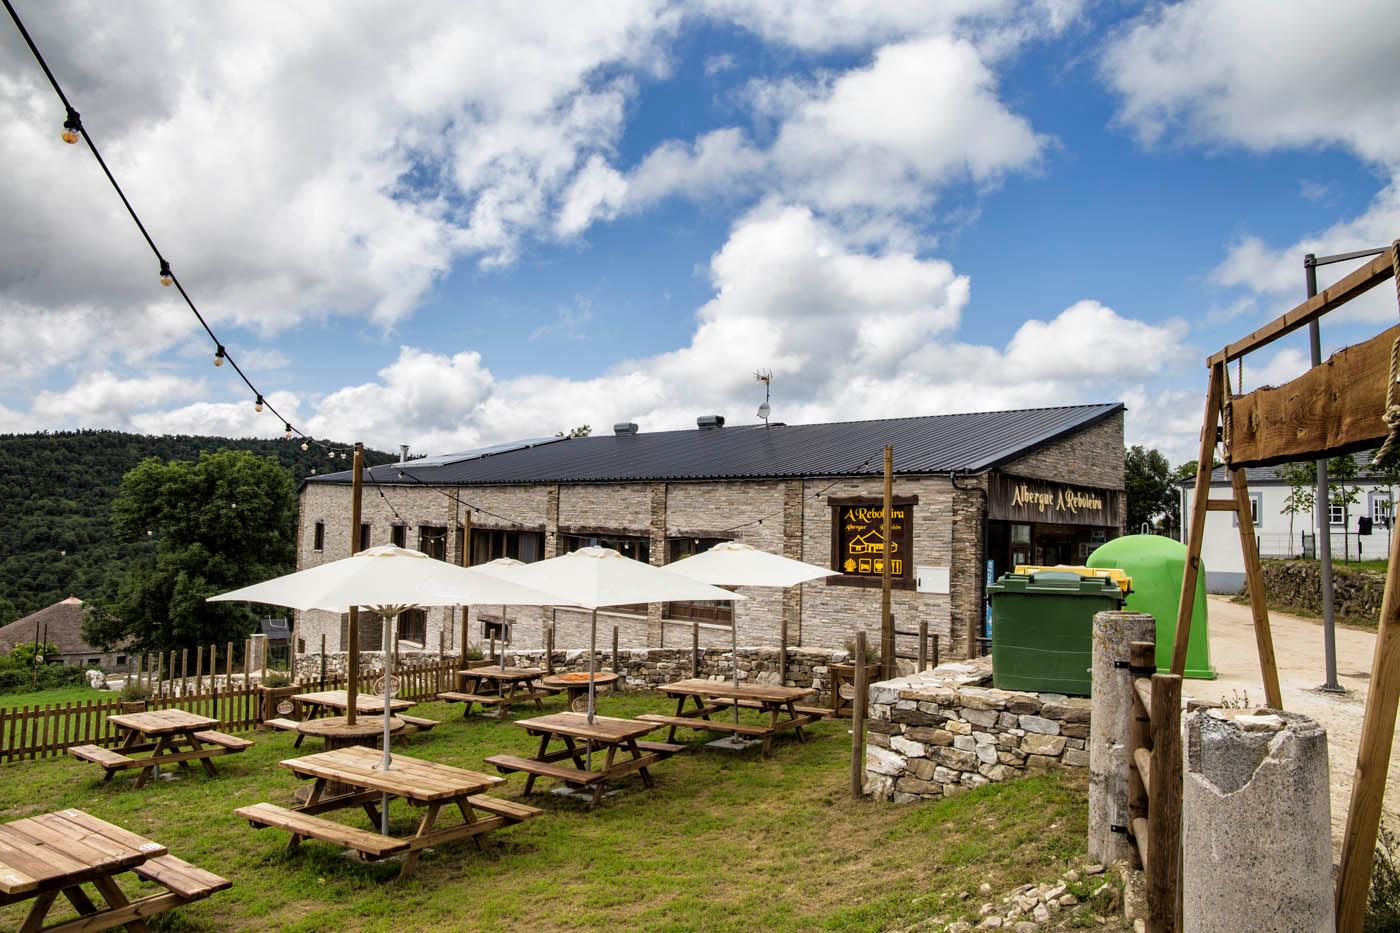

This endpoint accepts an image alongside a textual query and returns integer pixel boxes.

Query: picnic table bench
[68,709,251,787]
[236,745,541,876]
[281,691,436,748]
[438,666,558,718]
[641,679,820,756]
[0,807,229,931]
[486,711,682,808]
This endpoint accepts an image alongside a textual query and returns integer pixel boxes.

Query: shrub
[463,646,484,661]
[119,680,151,702]
[0,662,88,695]
[1367,827,1400,932]
[842,638,880,666]
[262,670,292,688]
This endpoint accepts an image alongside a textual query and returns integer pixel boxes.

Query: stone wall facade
[999,410,1126,499]
[864,659,1091,802]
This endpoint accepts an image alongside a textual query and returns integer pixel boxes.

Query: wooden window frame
[313,521,324,551]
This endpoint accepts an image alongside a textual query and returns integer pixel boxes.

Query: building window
[116,655,126,666]
[340,612,384,650]
[828,497,916,588]
[391,524,407,548]
[359,522,371,551]
[313,521,325,551]
[1010,523,1031,545]
[664,538,734,625]
[470,528,545,566]
[1233,494,1262,528]
[1373,495,1393,528]
[418,526,448,560]
[561,533,650,612]
[482,618,509,643]
[397,609,427,646]
[1329,504,1346,526]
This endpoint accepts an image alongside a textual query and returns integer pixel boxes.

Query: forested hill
[0,431,394,620]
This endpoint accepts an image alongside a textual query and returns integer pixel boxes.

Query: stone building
[293,403,1125,661]
[0,597,126,669]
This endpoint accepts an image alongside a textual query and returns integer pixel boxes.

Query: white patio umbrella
[209,545,569,832]
[666,541,838,746]
[474,557,527,661]
[509,546,744,724]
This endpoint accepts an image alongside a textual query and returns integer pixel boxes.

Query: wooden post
[691,621,700,678]
[880,445,895,682]
[1229,466,1283,709]
[194,648,203,695]
[225,642,234,690]
[917,620,928,672]
[546,623,555,675]
[779,614,788,685]
[180,648,188,697]
[152,653,163,698]
[1172,362,1225,675]
[259,642,267,686]
[611,626,619,672]
[243,640,251,690]
[1147,669,1183,933]
[1337,493,1400,931]
[1128,640,1152,869]
[346,441,365,726]
[319,634,327,690]
[851,630,868,799]
[489,632,496,665]
[459,609,470,663]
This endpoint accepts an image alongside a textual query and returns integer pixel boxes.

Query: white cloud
[129,391,305,439]
[1103,0,1400,165]
[30,372,204,426]
[236,205,1187,456]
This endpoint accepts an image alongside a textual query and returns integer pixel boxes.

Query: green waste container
[987,570,1127,696]
[1087,535,1216,680]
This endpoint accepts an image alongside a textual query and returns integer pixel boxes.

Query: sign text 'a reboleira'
[987,473,1124,527]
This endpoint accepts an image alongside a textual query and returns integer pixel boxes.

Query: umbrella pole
[587,608,597,770]
[381,610,394,836]
[732,617,740,729]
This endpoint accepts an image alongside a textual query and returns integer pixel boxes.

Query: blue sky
[1,1,1397,463]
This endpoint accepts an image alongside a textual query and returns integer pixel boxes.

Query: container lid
[988,571,1128,599]
[1014,564,1131,593]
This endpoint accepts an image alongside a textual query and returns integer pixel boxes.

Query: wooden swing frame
[1175,243,1400,932]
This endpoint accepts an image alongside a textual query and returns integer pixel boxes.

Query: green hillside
[0,431,393,620]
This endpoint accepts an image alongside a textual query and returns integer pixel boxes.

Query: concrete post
[1182,708,1333,933]
[249,634,269,675]
[1088,610,1156,865]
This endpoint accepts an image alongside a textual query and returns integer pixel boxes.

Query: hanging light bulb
[214,345,225,367]
[159,259,173,287]
[300,440,309,452]
[254,394,264,413]
[283,422,292,440]
[60,108,81,144]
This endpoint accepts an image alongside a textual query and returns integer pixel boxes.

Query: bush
[119,679,151,702]
[1367,827,1400,932]
[262,670,292,688]
[463,646,484,661]
[842,638,880,666]
[0,662,87,695]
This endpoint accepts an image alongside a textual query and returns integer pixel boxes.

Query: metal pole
[380,610,393,836]
[587,609,597,724]
[1307,255,1344,693]
[347,442,365,725]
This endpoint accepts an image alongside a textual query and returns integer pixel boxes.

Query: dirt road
[1191,595,1399,847]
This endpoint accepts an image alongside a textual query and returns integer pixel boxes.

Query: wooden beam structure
[1171,362,1226,678]
[1226,322,1399,467]
[1209,250,1394,366]
[1230,466,1283,709]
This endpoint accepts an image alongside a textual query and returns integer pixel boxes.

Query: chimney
[399,444,409,463]
[613,422,639,436]
[697,414,726,430]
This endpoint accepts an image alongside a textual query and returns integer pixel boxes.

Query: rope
[1221,360,1234,459]
[1371,240,1400,469]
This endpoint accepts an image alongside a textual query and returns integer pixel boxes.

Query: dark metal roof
[1188,450,1383,486]
[305,403,1123,488]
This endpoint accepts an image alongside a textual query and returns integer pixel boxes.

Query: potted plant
[119,679,150,714]
[258,669,300,724]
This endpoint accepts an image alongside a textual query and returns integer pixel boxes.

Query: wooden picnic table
[290,690,416,718]
[640,679,820,756]
[486,711,682,809]
[539,671,620,710]
[236,745,541,877]
[68,709,251,788]
[0,807,229,932]
[438,665,558,718]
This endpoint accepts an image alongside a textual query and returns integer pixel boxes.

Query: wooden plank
[132,854,230,898]
[1133,746,1152,796]
[1337,502,1400,932]
[634,714,770,737]
[1227,321,1400,467]
[1210,249,1395,365]
[1147,672,1183,933]
[1173,362,1225,676]
[484,754,607,784]
[465,794,543,822]
[1134,678,1152,713]
[1204,499,1238,512]
[1132,816,1151,875]
[235,803,409,858]
[1231,467,1284,709]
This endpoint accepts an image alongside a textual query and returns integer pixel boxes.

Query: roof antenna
[754,369,773,426]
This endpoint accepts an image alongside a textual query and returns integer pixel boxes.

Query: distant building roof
[1185,451,1389,486]
[305,403,1125,488]
[0,597,100,657]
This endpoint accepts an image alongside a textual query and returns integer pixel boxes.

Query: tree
[1329,454,1361,561]
[1125,446,1174,533]
[557,424,592,438]
[84,450,296,654]
[1277,460,1317,551]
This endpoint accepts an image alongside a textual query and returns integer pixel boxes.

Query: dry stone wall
[864,658,1091,802]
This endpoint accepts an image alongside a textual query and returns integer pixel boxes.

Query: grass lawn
[0,692,1096,932]
[0,682,110,709]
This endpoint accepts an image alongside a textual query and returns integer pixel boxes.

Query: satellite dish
[757,401,771,422]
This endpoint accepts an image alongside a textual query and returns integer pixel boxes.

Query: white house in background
[1179,452,1398,593]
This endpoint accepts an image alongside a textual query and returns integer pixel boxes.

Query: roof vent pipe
[613,422,638,436]
[697,414,725,430]
[399,444,409,463]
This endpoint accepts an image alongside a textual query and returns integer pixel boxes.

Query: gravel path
[1190,595,1399,849]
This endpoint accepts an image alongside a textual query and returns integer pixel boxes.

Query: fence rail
[0,652,462,764]
[1126,639,1183,932]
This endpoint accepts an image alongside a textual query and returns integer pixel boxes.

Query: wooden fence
[0,651,461,763]
[1126,639,1184,932]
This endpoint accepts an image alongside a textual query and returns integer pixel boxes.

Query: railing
[1126,639,1183,932]
[892,620,939,671]
[0,654,462,764]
